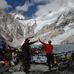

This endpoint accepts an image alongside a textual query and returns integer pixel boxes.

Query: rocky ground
[1,63,74,74]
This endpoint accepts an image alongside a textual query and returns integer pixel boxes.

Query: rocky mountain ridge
[0,9,74,47]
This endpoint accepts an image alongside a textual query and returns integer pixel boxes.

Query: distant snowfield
[51,29,74,44]
[11,12,74,47]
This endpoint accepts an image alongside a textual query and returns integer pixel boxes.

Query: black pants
[21,54,31,73]
[46,54,55,70]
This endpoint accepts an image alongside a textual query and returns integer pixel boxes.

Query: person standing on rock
[21,38,38,73]
[39,38,56,70]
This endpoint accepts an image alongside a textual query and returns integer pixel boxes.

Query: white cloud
[16,1,33,11]
[34,4,51,17]
[34,0,74,17]
[16,0,50,12]
[16,0,74,17]
[0,0,11,9]
[34,0,62,16]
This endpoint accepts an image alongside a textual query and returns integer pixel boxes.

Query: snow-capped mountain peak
[0,0,74,47]
[14,6,74,45]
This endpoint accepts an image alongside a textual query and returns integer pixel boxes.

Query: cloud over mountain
[16,0,50,11]
[15,0,74,17]
[0,0,11,9]
[16,1,33,12]
[34,0,74,17]
[1,0,74,17]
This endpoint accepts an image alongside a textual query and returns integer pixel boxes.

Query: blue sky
[4,0,50,17]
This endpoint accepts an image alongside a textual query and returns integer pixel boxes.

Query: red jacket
[40,41,53,54]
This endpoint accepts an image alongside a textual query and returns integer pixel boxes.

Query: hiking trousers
[46,54,55,70]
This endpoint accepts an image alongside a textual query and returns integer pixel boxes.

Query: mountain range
[0,4,74,47]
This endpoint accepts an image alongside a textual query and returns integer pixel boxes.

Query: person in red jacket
[39,39,56,70]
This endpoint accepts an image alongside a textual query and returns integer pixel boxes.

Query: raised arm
[39,38,46,45]
[29,40,38,45]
